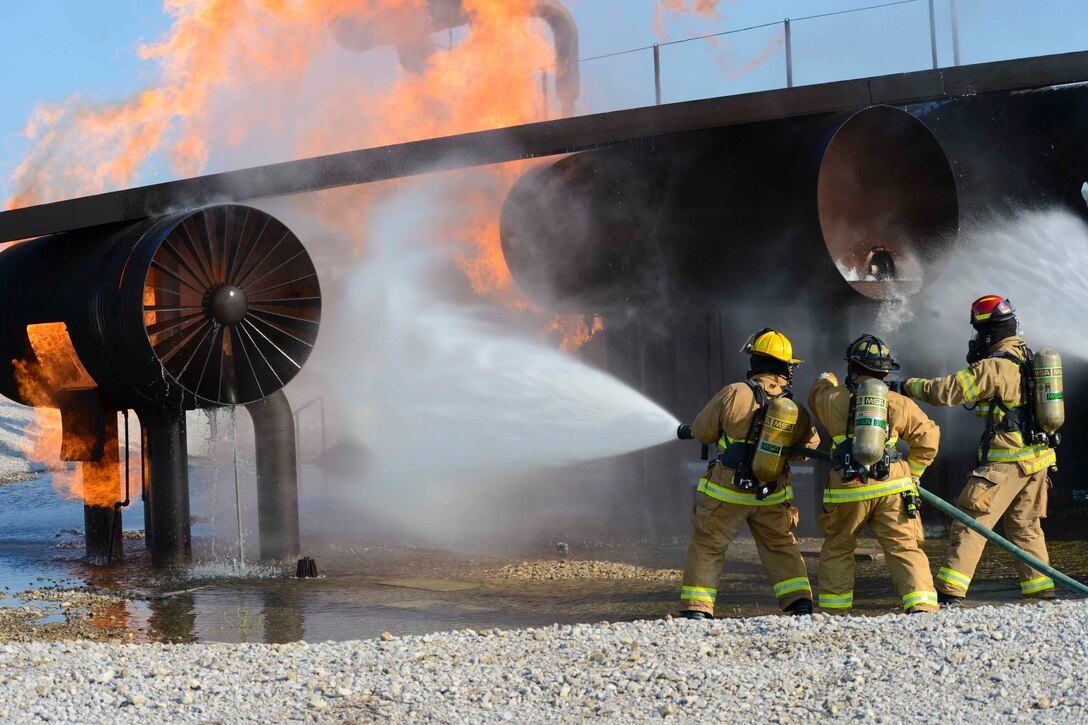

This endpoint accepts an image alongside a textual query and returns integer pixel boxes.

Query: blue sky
[1,0,1086,196]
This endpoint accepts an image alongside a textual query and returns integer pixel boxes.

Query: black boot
[678,610,710,620]
[785,598,813,616]
[937,591,964,607]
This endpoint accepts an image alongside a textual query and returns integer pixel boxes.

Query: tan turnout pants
[818,494,939,612]
[936,462,1053,597]
[680,492,811,615]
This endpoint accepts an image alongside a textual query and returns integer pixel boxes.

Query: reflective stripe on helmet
[971,295,1016,325]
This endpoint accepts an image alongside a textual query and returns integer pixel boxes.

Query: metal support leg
[245,390,301,562]
[137,408,191,567]
[83,412,123,562]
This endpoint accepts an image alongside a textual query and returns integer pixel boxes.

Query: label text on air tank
[858,396,885,407]
[769,419,793,430]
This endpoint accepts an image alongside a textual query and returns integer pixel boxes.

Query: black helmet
[845,334,901,374]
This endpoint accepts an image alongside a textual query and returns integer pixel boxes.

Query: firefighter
[675,329,821,618]
[890,296,1058,604]
[809,334,941,614]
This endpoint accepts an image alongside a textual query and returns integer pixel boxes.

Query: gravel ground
[0,589,136,644]
[0,600,1084,723]
[490,559,680,582]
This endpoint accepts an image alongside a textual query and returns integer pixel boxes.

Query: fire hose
[790,446,1088,596]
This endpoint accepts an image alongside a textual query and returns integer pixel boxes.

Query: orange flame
[654,0,724,36]
[13,324,124,506]
[6,3,602,395]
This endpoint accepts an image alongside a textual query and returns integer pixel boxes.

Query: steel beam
[1,50,1086,243]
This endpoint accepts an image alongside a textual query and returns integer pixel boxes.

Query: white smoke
[314,180,679,539]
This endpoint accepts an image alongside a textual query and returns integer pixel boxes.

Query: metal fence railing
[538,0,966,117]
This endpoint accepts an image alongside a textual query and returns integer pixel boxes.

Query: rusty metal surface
[1,50,1086,243]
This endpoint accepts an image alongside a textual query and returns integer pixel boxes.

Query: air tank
[852,379,890,469]
[1032,348,1065,435]
[752,396,799,484]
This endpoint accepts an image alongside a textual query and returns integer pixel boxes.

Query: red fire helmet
[970,295,1016,326]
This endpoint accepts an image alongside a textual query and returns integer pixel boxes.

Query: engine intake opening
[819,106,958,300]
[867,247,896,281]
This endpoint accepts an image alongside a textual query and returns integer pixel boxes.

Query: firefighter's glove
[886,379,906,395]
[677,424,694,440]
[818,371,839,387]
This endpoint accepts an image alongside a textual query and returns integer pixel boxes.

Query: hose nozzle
[677,424,694,440]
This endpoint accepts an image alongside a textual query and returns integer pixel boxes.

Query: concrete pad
[376,578,480,592]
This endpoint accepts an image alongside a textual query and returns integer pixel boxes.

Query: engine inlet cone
[205,284,249,326]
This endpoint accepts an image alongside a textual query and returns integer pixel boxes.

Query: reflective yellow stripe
[1021,577,1054,594]
[823,477,914,504]
[681,586,717,602]
[906,458,926,477]
[902,591,938,610]
[698,478,794,506]
[957,369,980,403]
[1017,450,1058,474]
[937,567,971,591]
[819,592,853,609]
[979,444,1053,463]
[907,378,925,399]
[718,435,752,450]
[773,577,811,597]
[885,435,899,447]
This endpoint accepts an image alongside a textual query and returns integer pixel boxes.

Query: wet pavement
[2,473,1088,644]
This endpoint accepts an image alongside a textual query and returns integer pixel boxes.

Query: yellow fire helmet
[741,328,803,364]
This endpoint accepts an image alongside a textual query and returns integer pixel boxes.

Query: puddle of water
[3,471,1088,644]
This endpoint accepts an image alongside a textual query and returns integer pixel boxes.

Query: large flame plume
[3,1,601,496]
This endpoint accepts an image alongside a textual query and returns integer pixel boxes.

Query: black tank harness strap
[979,349,1034,465]
[717,379,791,499]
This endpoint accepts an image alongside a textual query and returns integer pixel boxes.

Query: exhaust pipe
[330,0,581,117]
[500,105,959,312]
